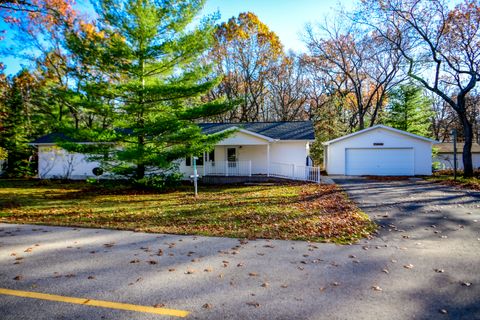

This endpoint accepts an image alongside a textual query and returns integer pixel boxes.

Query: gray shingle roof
[30,132,83,144]
[31,121,315,144]
[199,121,315,140]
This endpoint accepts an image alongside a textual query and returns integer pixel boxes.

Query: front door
[227,147,237,167]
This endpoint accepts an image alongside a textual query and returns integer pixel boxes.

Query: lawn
[0,180,375,244]
[427,170,480,190]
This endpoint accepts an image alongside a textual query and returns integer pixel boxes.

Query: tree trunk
[460,114,474,177]
[136,163,145,179]
[358,113,365,130]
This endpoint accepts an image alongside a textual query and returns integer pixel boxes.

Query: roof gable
[323,125,437,145]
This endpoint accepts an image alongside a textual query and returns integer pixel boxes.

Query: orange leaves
[79,21,105,40]
[0,180,375,244]
[214,11,283,60]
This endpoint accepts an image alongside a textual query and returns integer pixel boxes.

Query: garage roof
[322,125,438,145]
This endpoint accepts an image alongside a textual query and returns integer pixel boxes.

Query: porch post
[266,143,270,177]
[248,160,252,177]
[203,152,206,177]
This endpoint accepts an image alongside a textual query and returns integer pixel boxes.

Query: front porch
[200,160,321,184]
[181,128,320,183]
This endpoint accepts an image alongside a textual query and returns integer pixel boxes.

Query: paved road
[0,179,479,319]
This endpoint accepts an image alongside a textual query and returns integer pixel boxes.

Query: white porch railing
[203,161,252,177]
[270,162,321,183]
[203,160,321,183]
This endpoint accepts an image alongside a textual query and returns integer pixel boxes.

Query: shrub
[133,172,182,191]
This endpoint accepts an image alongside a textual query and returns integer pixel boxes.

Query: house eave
[322,125,438,145]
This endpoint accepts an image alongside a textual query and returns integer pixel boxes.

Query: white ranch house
[31,121,320,183]
[31,123,443,180]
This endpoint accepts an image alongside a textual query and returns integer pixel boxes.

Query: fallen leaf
[248,272,258,277]
[261,282,269,287]
[461,282,472,287]
[185,269,195,274]
[87,276,95,280]
[168,268,176,272]
[439,309,448,314]
[382,269,389,274]
[403,264,414,269]
[371,286,383,291]
[434,268,445,273]
[280,284,288,288]
[204,267,213,272]
[331,282,340,287]
[202,303,212,309]
[246,301,260,308]
[13,275,23,281]
[147,260,158,265]
[130,259,140,263]
[153,303,165,308]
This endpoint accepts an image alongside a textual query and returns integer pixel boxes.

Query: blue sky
[201,0,354,51]
[1,0,354,75]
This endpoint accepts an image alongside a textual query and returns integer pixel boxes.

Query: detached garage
[323,125,437,176]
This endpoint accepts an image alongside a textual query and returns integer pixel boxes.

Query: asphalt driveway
[1,179,479,319]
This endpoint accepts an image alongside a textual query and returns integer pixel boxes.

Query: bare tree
[266,53,309,121]
[357,0,480,176]
[304,19,403,130]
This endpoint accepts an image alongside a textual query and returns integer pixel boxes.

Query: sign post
[193,156,198,197]
[452,129,457,181]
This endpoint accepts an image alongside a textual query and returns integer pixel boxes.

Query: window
[208,150,215,162]
[185,156,191,166]
[196,155,204,166]
[227,148,236,162]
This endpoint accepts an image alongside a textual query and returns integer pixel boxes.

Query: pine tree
[385,84,434,137]
[65,0,236,179]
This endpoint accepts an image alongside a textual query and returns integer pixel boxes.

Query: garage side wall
[326,128,433,176]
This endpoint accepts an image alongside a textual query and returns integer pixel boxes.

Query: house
[323,125,437,176]
[30,121,319,182]
[434,142,480,170]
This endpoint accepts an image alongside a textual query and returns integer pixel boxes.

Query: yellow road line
[0,288,189,318]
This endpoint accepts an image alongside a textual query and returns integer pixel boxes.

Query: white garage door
[345,148,414,176]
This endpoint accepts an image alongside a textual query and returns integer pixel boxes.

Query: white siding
[38,145,102,180]
[434,153,480,170]
[326,128,433,176]
[270,141,308,166]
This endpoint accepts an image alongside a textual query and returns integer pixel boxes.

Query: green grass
[0,179,376,244]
